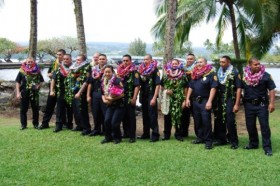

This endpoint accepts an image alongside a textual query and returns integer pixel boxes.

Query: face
[122,57,132,66]
[76,56,84,64]
[63,55,72,67]
[26,59,34,66]
[143,55,152,64]
[104,67,113,79]
[98,55,107,67]
[171,60,179,69]
[196,58,207,69]
[92,53,100,65]
[250,59,261,73]
[219,58,230,69]
[56,51,64,62]
[186,55,195,67]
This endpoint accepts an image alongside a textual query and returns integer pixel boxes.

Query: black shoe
[162,136,170,141]
[89,130,101,136]
[129,138,136,143]
[20,126,27,130]
[101,138,112,144]
[137,134,150,139]
[214,141,227,146]
[81,130,91,136]
[192,139,204,144]
[72,127,83,131]
[175,136,184,142]
[205,145,213,150]
[265,150,273,156]
[121,134,129,139]
[150,138,159,143]
[34,125,39,129]
[243,145,258,150]
[231,144,239,149]
[38,125,49,130]
[114,139,122,144]
[66,125,73,130]
[53,128,62,133]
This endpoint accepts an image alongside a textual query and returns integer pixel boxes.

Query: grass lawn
[1,106,280,185]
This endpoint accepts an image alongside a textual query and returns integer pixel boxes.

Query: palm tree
[152,0,279,59]
[73,0,87,56]
[29,0,37,59]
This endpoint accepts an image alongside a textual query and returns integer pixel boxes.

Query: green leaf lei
[126,72,134,104]
[163,76,186,126]
[20,71,41,103]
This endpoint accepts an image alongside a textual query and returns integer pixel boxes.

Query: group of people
[15,50,276,156]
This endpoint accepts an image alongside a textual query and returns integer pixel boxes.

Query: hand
[268,103,275,113]
[182,101,186,108]
[75,92,81,99]
[50,91,55,97]
[205,101,212,110]
[185,99,191,108]
[16,92,22,100]
[48,72,53,78]
[166,89,173,96]
[233,104,239,113]
[150,98,156,106]
[87,96,91,103]
[130,98,137,106]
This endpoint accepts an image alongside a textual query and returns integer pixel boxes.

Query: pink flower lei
[164,61,184,80]
[117,63,136,79]
[138,60,157,76]
[91,65,105,79]
[191,64,213,80]
[101,75,124,97]
[243,64,265,86]
[20,62,40,75]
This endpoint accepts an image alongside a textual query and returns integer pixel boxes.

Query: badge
[238,74,241,79]
[135,73,139,79]
[213,75,217,81]
[203,77,206,81]
[157,71,160,76]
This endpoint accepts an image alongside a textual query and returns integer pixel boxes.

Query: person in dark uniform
[242,57,276,156]
[185,57,217,149]
[181,53,196,137]
[117,54,140,143]
[49,54,73,132]
[39,49,66,129]
[138,54,161,142]
[161,59,188,141]
[213,56,241,149]
[15,57,44,130]
[65,54,91,136]
[87,53,107,136]
[100,65,125,144]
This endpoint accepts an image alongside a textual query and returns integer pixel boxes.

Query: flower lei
[64,61,89,105]
[138,60,157,77]
[164,61,184,80]
[19,62,41,103]
[217,65,235,122]
[91,65,105,79]
[191,64,213,80]
[164,65,185,125]
[243,64,265,86]
[55,63,71,97]
[101,74,124,97]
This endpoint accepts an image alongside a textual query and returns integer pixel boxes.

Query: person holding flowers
[161,59,188,141]
[16,57,44,130]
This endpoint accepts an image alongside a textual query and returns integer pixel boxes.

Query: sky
[0,0,232,47]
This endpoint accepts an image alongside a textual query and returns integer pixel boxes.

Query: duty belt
[246,98,267,106]
[192,96,207,104]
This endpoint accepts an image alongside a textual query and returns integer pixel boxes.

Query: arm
[16,82,21,99]
[50,79,56,96]
[75,82,88,99]
[205,88,216,110]
[87,84,92,103]
[182,87,188,108]
[233,88,241,113]
[185,88,193,108]
[268,89,276,113]
[131,86,140,106]
[150,84,160,106]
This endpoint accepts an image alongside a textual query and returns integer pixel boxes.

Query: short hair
[248,57,259,64]
[145,54,153,59]
[64,54,72,59]
[122,54,132,60]
[99,53,107,58]
[58,49,66,55]
[78,54,87,61]
[187,53,195,57]
[172,58,180,63]
[221,55,231,62]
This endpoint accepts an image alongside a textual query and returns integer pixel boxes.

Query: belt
[192,96,207,104]
[246,98,267,106]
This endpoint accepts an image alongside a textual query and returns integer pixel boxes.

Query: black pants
[213,98,238,145]
[141,95,160,139]
[55,96,73,129]
[192,99,213,146]
[41,93,57,126]
[72,94,90,132]
[244,102,272,151]
[91,92,106,133]
[163,114,182,138]
[181,106,193,137]
[20,91,39,127]
[104,106,125,140]
[122,104,136,139]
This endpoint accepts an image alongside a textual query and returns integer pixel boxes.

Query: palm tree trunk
[29,0,37,59]
[227,2,240,59]
[73,0,87,56]
[163,0,177,64]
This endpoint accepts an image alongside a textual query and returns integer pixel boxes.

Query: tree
[28,0,37,59]
[128,38,146,56]
[0,38,25,62]
[73,0,87,56]
[203,39,234,59]
[152,0,280,59]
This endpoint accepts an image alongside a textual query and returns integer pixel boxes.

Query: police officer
[242,58,276,156]
[39,49,66,129]
[117,54,140,143]
[213,56,241,149]
[186,58,217,149]
[16,57,44,130]
[138,54,161,142]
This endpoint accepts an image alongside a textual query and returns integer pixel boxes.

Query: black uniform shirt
[140,68,161,96]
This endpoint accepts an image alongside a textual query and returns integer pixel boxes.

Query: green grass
[1,109,280,186]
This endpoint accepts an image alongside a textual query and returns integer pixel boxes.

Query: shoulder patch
[135,73,139,79]
[213,75,217,81]
[157,71,160,77]
[238,74,241,79]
